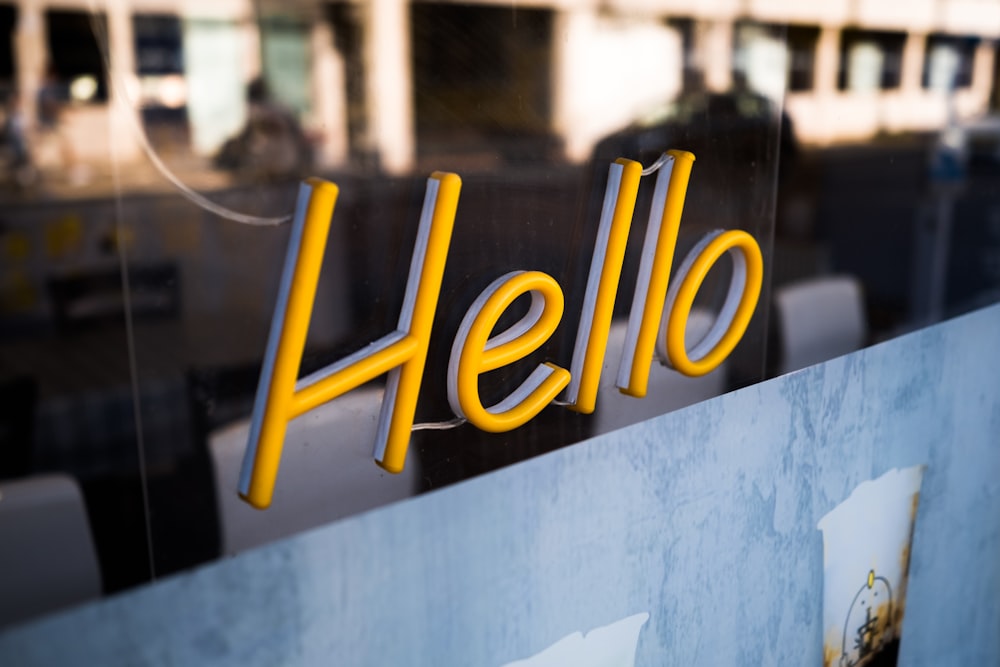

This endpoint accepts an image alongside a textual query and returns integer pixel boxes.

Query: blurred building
[1,0,998,172]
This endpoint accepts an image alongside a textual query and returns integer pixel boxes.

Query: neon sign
[239,150,763,508]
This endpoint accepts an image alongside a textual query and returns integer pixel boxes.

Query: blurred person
[0,91,38,191]
[35,66,88,186]
[36,67,62,135]
[214,78,313,181]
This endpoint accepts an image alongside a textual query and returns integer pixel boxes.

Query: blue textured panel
[2,304,999,666]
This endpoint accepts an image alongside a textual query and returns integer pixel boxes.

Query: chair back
[775,275,867,375]
[595,309,728,436]
[0,474,101,628]
[209,385,421,554]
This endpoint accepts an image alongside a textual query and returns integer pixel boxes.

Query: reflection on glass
[0,0,997,628]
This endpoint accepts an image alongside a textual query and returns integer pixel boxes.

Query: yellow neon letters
[238,172,461,509]
[242,151,766,510]
[448,271,571,432]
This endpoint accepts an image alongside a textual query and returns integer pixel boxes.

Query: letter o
[660,229,763,377]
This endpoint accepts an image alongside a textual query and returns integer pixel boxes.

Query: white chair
[774,275,867,375]
[209,385,422,555]
[0,474,102,628]
[594,309,728,436]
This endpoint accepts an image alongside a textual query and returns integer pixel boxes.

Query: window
[923,34,978,91]
[838,29,906,92]
[993,45,1000,110]
[787,26,820,92]
[134,14,183,76]
[733,22,788,100]
[45,10,108,103]
[411,5,553,158]
[133,15,186,145]
[666,18,699,91]
[0,4,15,93]
[326,2,368,160]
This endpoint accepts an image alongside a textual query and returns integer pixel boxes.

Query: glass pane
[123,5,782,569]
[4,0,999,632]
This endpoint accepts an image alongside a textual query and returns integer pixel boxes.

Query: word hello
[239,151,762,508]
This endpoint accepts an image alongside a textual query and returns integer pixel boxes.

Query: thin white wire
[411,417,466,431]
[641,152,672,176]
[87,2,291,226]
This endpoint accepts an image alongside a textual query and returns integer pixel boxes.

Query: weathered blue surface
[2,304,999,665]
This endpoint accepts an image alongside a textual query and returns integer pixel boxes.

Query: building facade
[2,0,999,172]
